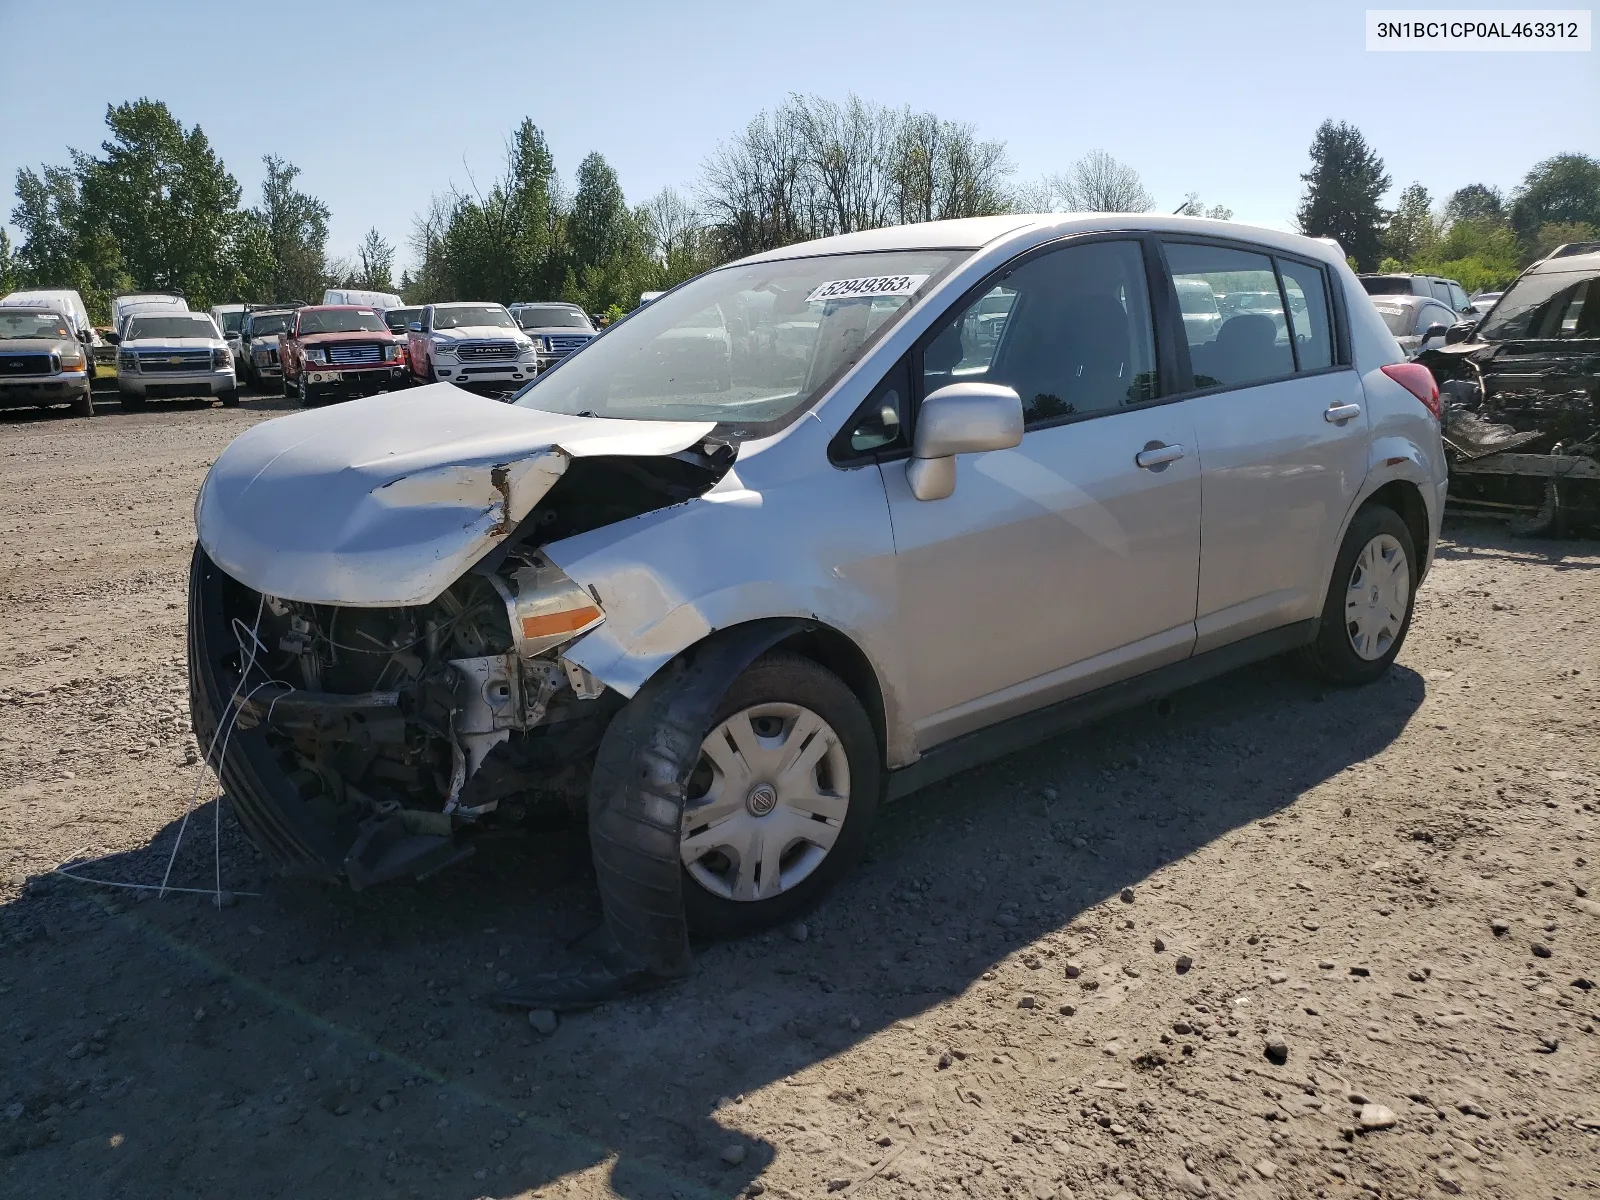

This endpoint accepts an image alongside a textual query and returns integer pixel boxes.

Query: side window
[1449,283,1470,312]
[1164,241,1294,388]
[921,239,1157,426]
[833,356,910,463]
[1275,257,1335,371]
[1429,280,1452,304]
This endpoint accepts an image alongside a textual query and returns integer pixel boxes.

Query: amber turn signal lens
[520,606,601,640]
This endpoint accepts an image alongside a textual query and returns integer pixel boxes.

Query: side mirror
[408,322,422,332]
[1423,323,1450,343]
[1462,305,1478,317]
[103,330,121,345]
[78,329,92,344]
[1444,321,1475,345]
[905,383,1024,501]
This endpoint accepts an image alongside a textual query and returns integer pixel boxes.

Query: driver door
[880,236,1202,750]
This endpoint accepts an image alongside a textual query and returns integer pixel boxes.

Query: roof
[1529,249,1600,274]
[732,213,1350,267]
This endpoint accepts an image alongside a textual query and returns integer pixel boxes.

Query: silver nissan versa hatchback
[190,214,1448,1003]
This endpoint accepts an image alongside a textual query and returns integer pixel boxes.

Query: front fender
[546,446,913,766]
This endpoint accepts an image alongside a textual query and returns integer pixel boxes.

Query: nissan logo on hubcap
[745,783,778,816]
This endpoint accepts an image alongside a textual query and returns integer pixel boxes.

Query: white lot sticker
[806,274,929,304]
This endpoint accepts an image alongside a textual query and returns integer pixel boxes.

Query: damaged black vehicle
[1417,242,1600,533]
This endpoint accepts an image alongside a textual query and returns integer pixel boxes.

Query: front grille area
[138,350,212,373]
[0,352,55,377]
[546,334,592,356]
[326,342,383,366]
[456,340,517,362]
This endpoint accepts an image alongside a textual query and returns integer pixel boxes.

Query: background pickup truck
[280,305,408,406]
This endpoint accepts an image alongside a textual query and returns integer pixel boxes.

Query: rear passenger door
[1159,240,1368,652]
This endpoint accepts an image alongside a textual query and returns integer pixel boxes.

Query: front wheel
[219,388,241,408]
[72,388,94,418]
[678,653,880,938]
[1302,504,1418,685]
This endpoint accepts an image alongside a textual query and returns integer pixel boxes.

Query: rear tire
[1302,504,1418,685]
[678,653,881,939]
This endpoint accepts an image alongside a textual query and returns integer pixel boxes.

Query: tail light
[1381,362,1441,420]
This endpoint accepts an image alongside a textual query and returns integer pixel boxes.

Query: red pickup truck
[279,305,408,405]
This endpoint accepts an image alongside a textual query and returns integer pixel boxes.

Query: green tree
[1413,219,1521,292]
[1510,154,1600,246]
[75,99,242,307]
[1383,183,1437,262]
[1528,220,1598,261]
[565,152,642,311]
[351,227,396,292]
[252,154,331,303]
[1177,193,1233,220]
[1443,183,1504,225]
[0,228,18,294]
[1296,120,1391,270]
[10,163,122,319]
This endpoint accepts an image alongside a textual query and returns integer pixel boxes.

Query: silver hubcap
[680,702,850,902]
[1345,533,1409,661]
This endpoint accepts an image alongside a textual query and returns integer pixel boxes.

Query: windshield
[515,305,592,330]
[218,311,245,333]
[511,249,964,428]
[386,307,421,332]
[126,315,217,340]
[297,308,387,335]
[0,310,72,340]
[247,313,290,337]
[433,305,515,331]
[1477,269,1599,340]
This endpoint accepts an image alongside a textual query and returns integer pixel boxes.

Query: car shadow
[1435,514,1600,570]
[0,656,1425,1199]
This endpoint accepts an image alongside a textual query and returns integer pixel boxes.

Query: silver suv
[190,214,1447,1001]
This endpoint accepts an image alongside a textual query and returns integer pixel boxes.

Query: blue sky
[2,0,1595,271]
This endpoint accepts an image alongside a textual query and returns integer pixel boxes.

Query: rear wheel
[678,653,880,938]
[1302,504,1417,685]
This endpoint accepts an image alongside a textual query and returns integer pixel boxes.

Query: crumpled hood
[194,383,714,607]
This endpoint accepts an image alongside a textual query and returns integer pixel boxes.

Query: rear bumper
[0,370,91,408]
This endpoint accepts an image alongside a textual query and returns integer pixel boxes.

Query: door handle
[1134,442,1185,470]
[1324,402,1362,423]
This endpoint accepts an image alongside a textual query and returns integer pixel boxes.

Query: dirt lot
[1,394,1596,1200]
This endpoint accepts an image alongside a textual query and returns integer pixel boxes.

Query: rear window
[1372,306,1412,336]
[1360,277,1415,296]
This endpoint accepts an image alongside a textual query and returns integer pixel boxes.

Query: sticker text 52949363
[805,274,930,305]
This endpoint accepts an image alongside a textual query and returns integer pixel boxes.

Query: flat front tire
[1302,504,1418,685]
[678,653,880,938]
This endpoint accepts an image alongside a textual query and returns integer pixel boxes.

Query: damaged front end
[187,388,731,888]
[1419,340,1600,534]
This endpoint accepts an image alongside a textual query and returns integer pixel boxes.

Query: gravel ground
[1,394,1596,1200]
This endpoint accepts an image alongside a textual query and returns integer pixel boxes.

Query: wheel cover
[1345,533,1410,661]
[679,702,850,902]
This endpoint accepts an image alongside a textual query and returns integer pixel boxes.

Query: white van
[2,289,94,339]
[323,287,403,311]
